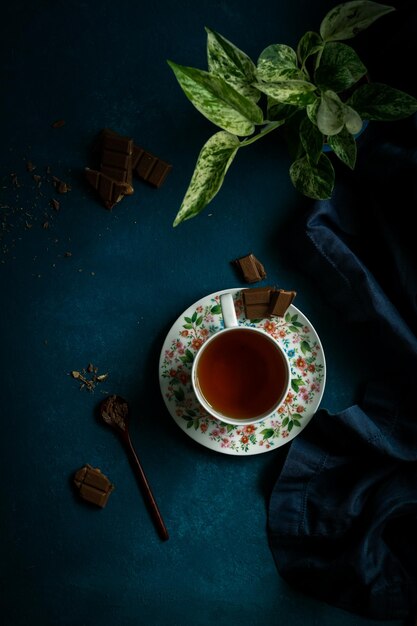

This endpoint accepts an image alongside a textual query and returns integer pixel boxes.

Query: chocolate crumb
[50,198,60,211]
[51,119,65,128]
[52,177,71,193]
[26,161,36,172]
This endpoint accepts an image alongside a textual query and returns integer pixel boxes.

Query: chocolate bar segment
[242,286,273,305]
[269,289,297,317]
[234,253,267,283]
[242,286,297,319]
[100,129,134,194]
[243,287,272,319]
[132,144,172,188]
[85,167,131,210]
[74,464,114,508]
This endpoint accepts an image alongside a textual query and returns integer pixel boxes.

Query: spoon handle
[123,432,169,541]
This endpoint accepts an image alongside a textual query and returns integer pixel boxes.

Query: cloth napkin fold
[267,110,417,620]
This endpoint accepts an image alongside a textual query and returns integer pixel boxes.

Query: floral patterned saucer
[159,288,326,456]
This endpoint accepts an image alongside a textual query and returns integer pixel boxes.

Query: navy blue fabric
[268,112,417,620]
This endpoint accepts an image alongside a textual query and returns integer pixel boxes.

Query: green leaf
[211,304,222,314]
[254,79,317,106]
[195,316,203,325]
[205,27,260,103]
[261,428,275,439]
[289,153,335,199]
[267,99,298,122]
[343,104,363,134]
[315,42,367,92]
[185,349,194,362]
[327,126,357,168]
[316,90,345,136]
[282,417,289,427]
[300,116,324,164]
[320,1,395,42]
[293,419,301,427]
[182,323,194,329]
[300,340,312,354]
[174,388,185,401]
[167,60,263,135]
[291,378,304,392]
[292,413,303,420]
[257,44,303,82]
[306,98,320,125]
[297,31,323,66]
[347,83,417,120]
[191,311,197,322]
[288,420,294,432]
[173,131,240,226]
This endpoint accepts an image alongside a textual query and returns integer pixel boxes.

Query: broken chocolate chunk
[85,167,132,210]
[132,144,172,188]
[233,253,267,283]
[73,464,114,508]
[269,289,297,317]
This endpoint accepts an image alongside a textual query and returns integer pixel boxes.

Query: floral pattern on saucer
[159,289,326,456]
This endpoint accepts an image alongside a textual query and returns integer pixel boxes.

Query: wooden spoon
[99,394,169,541]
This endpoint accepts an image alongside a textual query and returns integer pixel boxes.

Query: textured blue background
[0,1,412,625]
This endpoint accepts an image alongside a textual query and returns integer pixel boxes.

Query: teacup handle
[220,293,238,328]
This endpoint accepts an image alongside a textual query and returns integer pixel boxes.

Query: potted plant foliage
[168,1,417,226]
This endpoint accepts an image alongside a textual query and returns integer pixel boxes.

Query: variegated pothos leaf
[173,131,240,226]
[315,42,367,92]
[347,83,417,120]
[167,61,263,136]
[289,153,334,199]
[320,1,395,42]
[316,90,345,135]
[257,44,304,82]
[297,31,323,66]
[254,79,316,106]
[206,27,260,103]
[327,127,357,168]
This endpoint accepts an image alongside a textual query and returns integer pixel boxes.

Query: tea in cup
[192,292,290,425]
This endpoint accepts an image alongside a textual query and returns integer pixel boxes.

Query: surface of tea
[195,329,287,420]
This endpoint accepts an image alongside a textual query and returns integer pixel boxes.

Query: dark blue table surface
[0,1,411,625]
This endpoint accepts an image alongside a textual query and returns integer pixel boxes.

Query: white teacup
[191,292,290,425]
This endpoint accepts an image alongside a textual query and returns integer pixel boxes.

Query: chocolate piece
[242,286,273,305]
[100,129,134,195]
[269,289,297,317]
[73,464,114,508]
[234,253,267,283]
[85,167,131,210]
[132,144,172,188]
[242,286,296,319]
[242,287,273,319]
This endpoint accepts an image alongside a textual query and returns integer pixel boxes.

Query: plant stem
[239,121,283,147]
